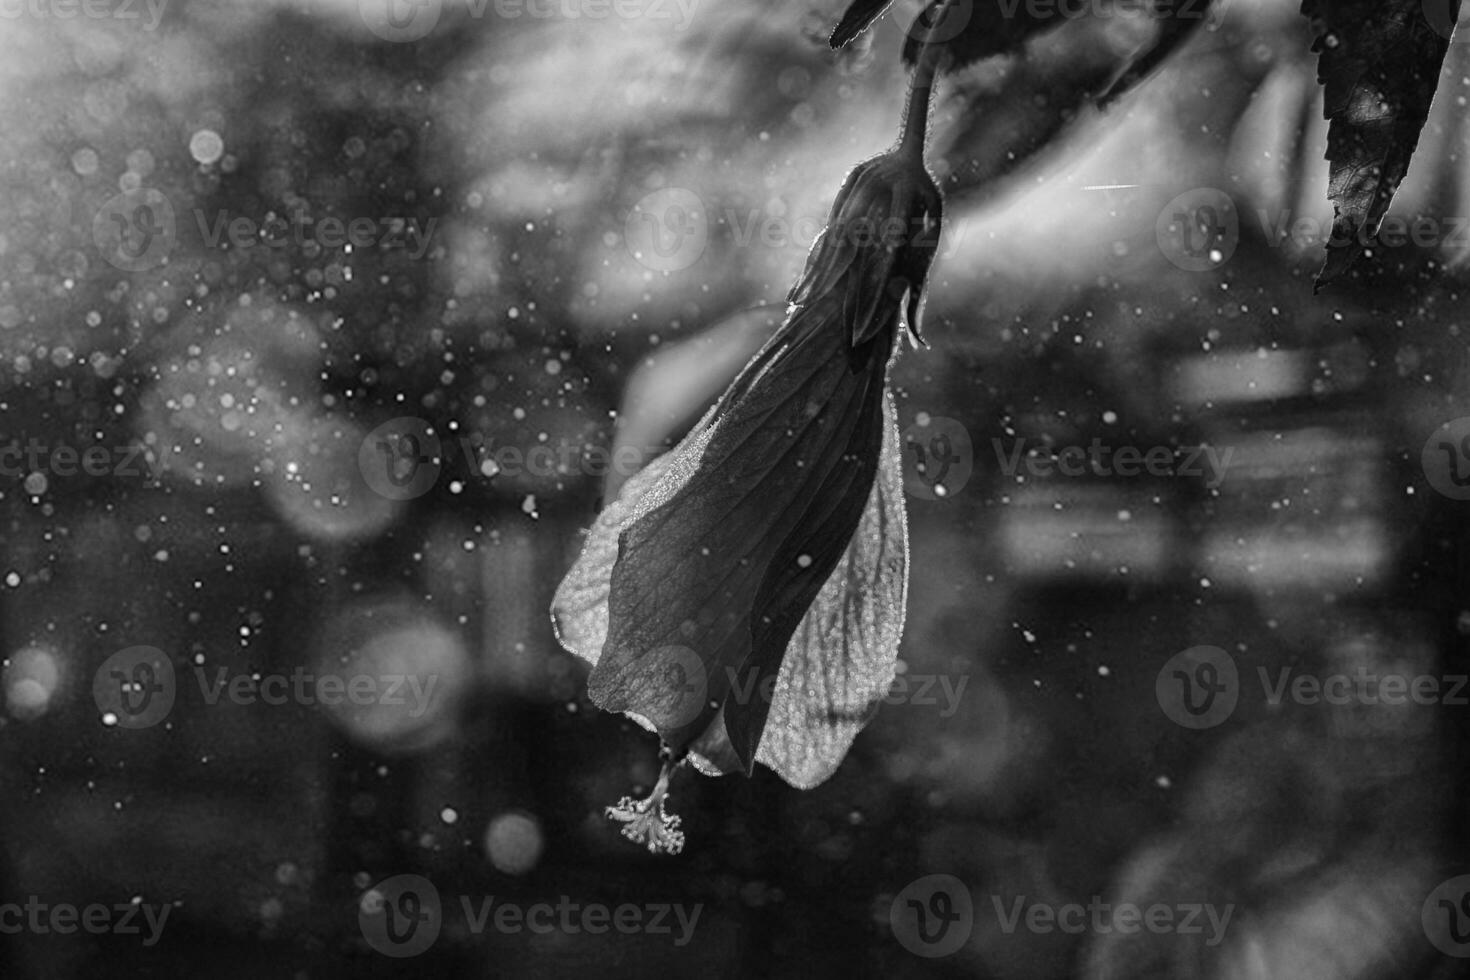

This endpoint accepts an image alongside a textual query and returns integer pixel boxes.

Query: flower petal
[552,361,909,787]
[757,390,908,788]
[590,292,892,771]
[653,394,908,786]
[549,405,719,665]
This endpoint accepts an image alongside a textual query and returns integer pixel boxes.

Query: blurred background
[3,0,1470,976]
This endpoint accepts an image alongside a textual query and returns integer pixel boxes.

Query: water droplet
[189,129,224,166]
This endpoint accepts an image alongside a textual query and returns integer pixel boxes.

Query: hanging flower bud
[552,0,956,851]
[789,152,942,352]
[551,146,941,853]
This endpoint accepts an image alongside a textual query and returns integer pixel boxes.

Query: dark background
[2,0,1470,976]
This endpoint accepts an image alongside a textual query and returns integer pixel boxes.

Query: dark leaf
[921,18,1140,202]
[913,3,1230,202]
[829,0,897,48]
[829,0,1213,88]
[897,0,1065,68]
[1301,0,1461,289]
[1093,0,1218,107]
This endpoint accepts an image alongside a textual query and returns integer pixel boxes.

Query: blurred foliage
[0,1,1468,978]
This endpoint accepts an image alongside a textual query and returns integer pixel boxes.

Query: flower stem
[899,0,960,163]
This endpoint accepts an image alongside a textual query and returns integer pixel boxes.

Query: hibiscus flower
[551,9,953,854]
